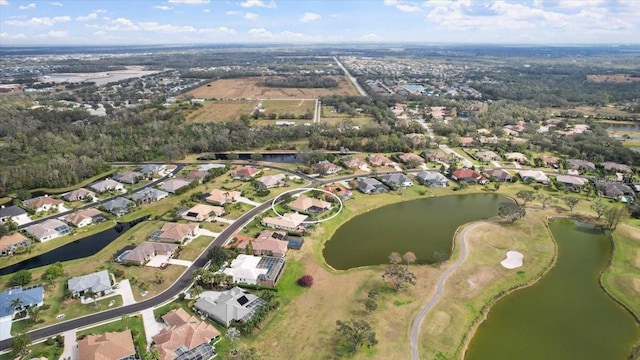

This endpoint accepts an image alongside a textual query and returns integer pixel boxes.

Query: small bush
[113,269,125,277]
[297,275,313,288]
[45,337,55,346]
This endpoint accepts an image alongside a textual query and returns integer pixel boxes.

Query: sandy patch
[501,251,524,269]
[425,311,451,335]
[634,278,640,293]
[460,266,498,299]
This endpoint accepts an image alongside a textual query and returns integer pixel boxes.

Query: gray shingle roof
[67,270,112,294]
[0,205,27,219]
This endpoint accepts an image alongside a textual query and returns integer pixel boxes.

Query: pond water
[322,193,510,270]
[207,153,301,163]
[0,217,146,275]
[465,218,640,360]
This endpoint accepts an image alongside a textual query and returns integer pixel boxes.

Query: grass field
[186,100,257,123]
[603,223,640,318]
[261,99,315,118]
[188,76,358,99]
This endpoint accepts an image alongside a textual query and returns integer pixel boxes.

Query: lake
[323,193,510,270]
[465,218,640,360]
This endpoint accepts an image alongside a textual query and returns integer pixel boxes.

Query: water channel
[323,193,511,270]
[0,217,146,275]
[465,218,640,360]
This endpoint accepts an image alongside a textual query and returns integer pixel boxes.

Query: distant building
[0,233,31,256]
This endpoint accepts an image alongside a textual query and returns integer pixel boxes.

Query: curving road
[410,222,482,360]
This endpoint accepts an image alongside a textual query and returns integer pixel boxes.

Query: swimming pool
[115,250,131,262]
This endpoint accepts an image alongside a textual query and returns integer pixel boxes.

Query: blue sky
[0,0,638,45]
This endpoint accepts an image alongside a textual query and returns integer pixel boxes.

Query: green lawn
[179,235,214,261]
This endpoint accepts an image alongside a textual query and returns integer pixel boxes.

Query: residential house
[568,159,596,172]
[479,136,499,145]
[180,204,224,222]
[139,164,166,176]
[78,330,136,360]
[255,174,287,189]
[0,205,30,225]
[451,169,487,184]
[198,163,226,172]
[158,178,191,194]
[62,208,105,228]
[114,171,143,185]
[311,160,341,175]
[121,242,178,266]
[194,287,266,327]
[0,233,31,256]
[518,170,550,184]
[538,155,559,169]
[230,230,288,257]
[0,285,44,340]
[151,308,220,360]
[90,179,125,193]
[458,137,475,147]
[380,173,414,188]
[261,212,308,232]
[509,138,528,146]
[322,184,353,200]
[222,254,285,286]
[67,270,113,297]
[357,177,389,194]
[504,152,529,164]
[484,168,514,182]
[555,175,588,191]
[340,157,365,170]
[604,162,632,173]
[130,188,169,204]
[231,166,261,181]
[288,195,332,214]
[398,153,425,166]
[596,182,635,201]
[102,197,135,217]
[150,222,199,244]
[24,219,71,242]
[186,170,208,184]
[415,171,448,187]
[475,150,500,162]
[366,154,393,167]
[62,188,96,202]
[205,189,241,206]
[421,150,448,163]
[22,196,63,214]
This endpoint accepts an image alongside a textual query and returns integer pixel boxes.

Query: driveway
[59,329,77,360]
[167,259,193,267]
[141,308,164,349]
[439,144,474,168]
[213,216,234,224]
[237,196,261,206]
[114,279,136,306]
[198,228,220,238]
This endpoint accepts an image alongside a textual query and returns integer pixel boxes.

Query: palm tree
[28,307,41,324]
[189,285,203,299]
[10,298,23,312]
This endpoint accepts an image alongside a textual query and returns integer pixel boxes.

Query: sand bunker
[501,251,524,269]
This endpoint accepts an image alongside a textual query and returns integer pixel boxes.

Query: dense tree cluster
[263,76,338,88]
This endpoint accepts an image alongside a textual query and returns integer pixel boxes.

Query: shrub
[45,337,55,346]
[113,269,125,277]
[297,275,314,287]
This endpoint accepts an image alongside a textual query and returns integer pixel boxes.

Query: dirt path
[410,222,482,360]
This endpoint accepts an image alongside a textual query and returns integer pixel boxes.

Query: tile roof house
[90,179,125,193]
[231,230,289,257]
[22,196,63,213]
[102,197,135,217]
[311,160,341,175]
[67,270,113,297]
[205,189,241,206]
[121,242,178,266]
[484,168,514,182]
[398,153,425,166]
[62,208,104,228]
[130,188,169,204]
[555,175,588,191]
[415,171,448,187]
[568,159,596,172]
[255,174,287,189]
[596,182,635,201]
[231,166,261,181]
[504,152,529,164]
[322,184,353,200]
[288,195,332,214]
[357,177,389,194]
[151,308,220,360]
[366,154,393,167]
[340,157,365,169]
[604,162,632,173]
[180,204,224,222]
[0,205,30,225]
[518,170,550,184]
[24,219,71,242]
[380,173,414,188]
[0,233,31,256]
[186,170,208,184]
[62,188,96,202]
[114,171,143,185]
[78,330,136,360]
[194,287,266,327]
[458,137,475,147]
[538,155,559,168]
[421,150,449,163]
[451,169,487,184]
[475,150,501,162]
[261,212,309,232]
[150,222,199,244]
[158,178,192,194]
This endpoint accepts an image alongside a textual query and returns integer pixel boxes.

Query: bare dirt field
[186,100,257,123]
[261,99,315,118]
[587,74,640,83]
[188,76,358,99]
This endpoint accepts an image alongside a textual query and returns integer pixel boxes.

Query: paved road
[410,222,481,360]
[439,144,474,168]
[333,56,369,98]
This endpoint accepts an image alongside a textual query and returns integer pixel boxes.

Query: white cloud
[244,12,259,21]
[200,26,237,35]
[19,3,35,10]
[0,32,27,39]
[248,27,272,38]
[240,0,276,8]
[226,10,239,15]
[168,0,209,4]
[0,0,9,6]
[203,8,210,13]
[50,2,63,6]
[138,22,197,33]
[154,5,172,11]
[361,33,382,41]
[42,30,67,38]
[103,17,140,31]
[384,0,421,13]
[76,9,107,21]
[299,12,321,23]
[6,16,71,26]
